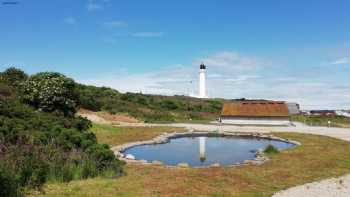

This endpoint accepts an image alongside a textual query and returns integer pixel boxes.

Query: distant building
[287,102,300,115]
[309,110,336,116]
[220,101,291,126]
[336,110,350,118]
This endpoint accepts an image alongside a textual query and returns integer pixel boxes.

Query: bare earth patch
[78,109,140,124]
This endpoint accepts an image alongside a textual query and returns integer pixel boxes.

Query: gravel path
[273,174,350,197]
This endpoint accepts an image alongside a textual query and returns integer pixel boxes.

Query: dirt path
[273,174,350,197]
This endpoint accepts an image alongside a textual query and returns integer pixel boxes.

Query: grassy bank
[31,125,350,197]
[91,124,186,146]
[77,84,223,123]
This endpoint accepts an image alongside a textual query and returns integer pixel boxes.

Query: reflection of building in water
[199,137,206,162]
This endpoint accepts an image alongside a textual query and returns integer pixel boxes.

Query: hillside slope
[77,84,224,123]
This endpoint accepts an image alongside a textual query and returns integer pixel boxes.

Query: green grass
[291,114,350,127]
[32,126,350,197]
[91,123,185,146]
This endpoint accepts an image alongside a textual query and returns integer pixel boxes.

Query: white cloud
[330,57,349,65]
[195,51,264,74]
[132,32,164,38]
[86,0,104,11]
[63,17,76,25]
[78,51,350,109]
[102,20,127,28]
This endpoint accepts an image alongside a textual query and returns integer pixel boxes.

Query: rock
[154,137,168,144]
[177,163,189,167]
[117,153,124,158]
[152,160,163,165]
[249,149,257,153]
[244,160,254,165]
[125,154,135,160]
[210,163,220,167]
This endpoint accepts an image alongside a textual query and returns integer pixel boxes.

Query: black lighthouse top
[200,63,206,69]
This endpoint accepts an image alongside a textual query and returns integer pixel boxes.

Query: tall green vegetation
[0,68,124,196]
[77,85,224,122]
[0,67,28,87]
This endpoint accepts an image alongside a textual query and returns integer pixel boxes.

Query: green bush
[77,84,120,112]
[0,83,14,99]
[0,165,23,197]
[264,144,280,154]
[0,98,124,195]
[0,67,28,87]
[21,72,78,116]
[160,100,178,110]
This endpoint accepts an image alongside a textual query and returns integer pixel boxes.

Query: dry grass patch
[91,124,185,146]
[33,128,350,197]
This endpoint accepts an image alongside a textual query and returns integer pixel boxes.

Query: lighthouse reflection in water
[199,137,206,162]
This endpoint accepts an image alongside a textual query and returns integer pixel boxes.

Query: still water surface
[123,136,295,167]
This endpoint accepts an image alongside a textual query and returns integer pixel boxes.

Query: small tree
[0,67,28,86]
[21,72,78,116]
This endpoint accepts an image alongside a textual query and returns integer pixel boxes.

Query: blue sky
[1,0,350,109]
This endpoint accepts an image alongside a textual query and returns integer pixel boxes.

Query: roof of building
[221,101,290,117]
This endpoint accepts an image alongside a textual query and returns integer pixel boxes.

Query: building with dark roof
[220,101,291,126]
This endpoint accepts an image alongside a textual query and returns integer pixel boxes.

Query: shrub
[0,67,28,87]
[77,85,122,112]
[0,165,23,197]
[0,83,14,99]
[136,97,147,105]
[21,72,78,116]
[160,100,178,110]
[0,98,124,195]
[264,144,280,154]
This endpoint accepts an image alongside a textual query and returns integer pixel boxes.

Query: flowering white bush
[21,72,78,116]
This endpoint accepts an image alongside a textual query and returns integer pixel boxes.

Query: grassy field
[291,114,350,128]
[32,124,350,197]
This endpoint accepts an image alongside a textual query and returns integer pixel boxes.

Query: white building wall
[221,117,291,126]
[287,103,300,115]
[199,69,206,98]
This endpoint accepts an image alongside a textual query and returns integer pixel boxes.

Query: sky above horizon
[1,0,350,109]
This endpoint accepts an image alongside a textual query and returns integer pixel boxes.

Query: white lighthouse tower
[199,63,207,98]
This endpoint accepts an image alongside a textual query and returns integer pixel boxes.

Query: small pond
[123,135,296,167]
